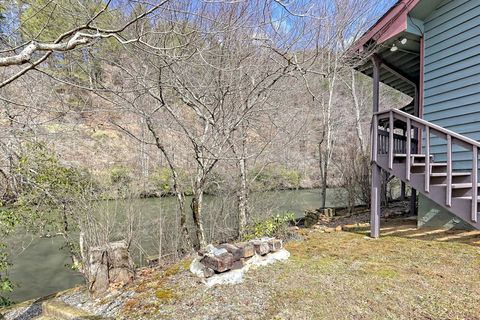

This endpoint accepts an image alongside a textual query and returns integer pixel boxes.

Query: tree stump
[87,240,134,293]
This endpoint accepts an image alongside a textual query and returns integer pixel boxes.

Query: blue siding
[423,0,480,171]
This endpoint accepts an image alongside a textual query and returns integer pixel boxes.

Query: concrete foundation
[418,194,473,230]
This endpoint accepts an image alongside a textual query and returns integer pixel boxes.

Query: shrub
[109,165,131,185]
[280,168,301,189]
[149,167,173,194]
[243,212,295,241]
[250,165,302,191]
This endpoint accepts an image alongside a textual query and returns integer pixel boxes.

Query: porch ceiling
[356,32,420,98]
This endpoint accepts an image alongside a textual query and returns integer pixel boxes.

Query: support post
[410,188,417,216]
[400,182,406,200]
[406,118,411,181]
[371,164,381,238]
[371,56,381,238]
[388,111,394,169]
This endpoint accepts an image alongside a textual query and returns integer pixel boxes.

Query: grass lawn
[118,221,480,319]
[3,221,479,319]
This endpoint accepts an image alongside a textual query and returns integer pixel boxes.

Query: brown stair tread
[411,162,446,167]
[429,172,471,177]
[433,183,480,189]
[394,154,432,158]
[455,196,480,200]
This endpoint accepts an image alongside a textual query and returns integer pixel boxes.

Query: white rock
[189,258,207,277]
[249,248,290,267]
[205,268,245,286]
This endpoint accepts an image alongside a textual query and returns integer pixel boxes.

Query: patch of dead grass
[112,223,480,319]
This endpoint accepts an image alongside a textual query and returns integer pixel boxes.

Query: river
[5,188,349,302]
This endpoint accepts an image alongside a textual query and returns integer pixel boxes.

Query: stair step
[434,183,480,189]
[430,172,471,177]
[394,154,430,158]
[455,195,480,201]
[411,162,446,167]
[394,154,435,159]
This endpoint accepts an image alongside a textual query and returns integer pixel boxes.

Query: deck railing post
[446,135,452,207]
[406,118,411,181]
[425,126,430,193]
[389,111,394,170]
[472,146,478,222]
[372,115,378,163]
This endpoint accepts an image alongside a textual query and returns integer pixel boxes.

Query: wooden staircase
[372,109,480,230]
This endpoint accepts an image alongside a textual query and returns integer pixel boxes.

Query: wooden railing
[377,130,418,155]
[372,108,480,223]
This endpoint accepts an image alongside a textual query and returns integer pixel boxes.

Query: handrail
[372,107,479,223]
[374,108,480,149]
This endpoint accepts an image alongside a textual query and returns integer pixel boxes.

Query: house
[352,0,480,237]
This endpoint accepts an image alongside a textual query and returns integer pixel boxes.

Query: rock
[268,239,282,252]
[219,243,243,261]
[335,226,342,232]
[325,227,335,233]
[203,267,215,278]
[304,209,321,228]
[204,249,291,287]
[209,247,228,256]
[231,258,245,270]
[201,252,234,272]
[237,242,255,258]
[252,240,270,255]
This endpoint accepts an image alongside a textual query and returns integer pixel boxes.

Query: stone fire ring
[190,237,290,287]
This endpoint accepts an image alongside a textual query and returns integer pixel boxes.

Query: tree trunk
[237,156,248,237]
[350,70,366,155]
[321,156,328,209]
[191,172,206,249]
[145,118,192,249]
[318,140,330,209]
[176,191,191,250]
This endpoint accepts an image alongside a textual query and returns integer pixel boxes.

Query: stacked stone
[304,208,336,228]
[198,238,283,278]
[304,209,321,228]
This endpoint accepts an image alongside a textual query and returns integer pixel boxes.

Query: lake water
[6,188,348,302]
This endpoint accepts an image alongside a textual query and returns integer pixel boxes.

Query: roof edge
[352,0,422,52]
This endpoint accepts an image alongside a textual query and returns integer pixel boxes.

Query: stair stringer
[376,157,480,230]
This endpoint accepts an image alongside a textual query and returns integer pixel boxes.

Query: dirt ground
[2,219,480,320]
